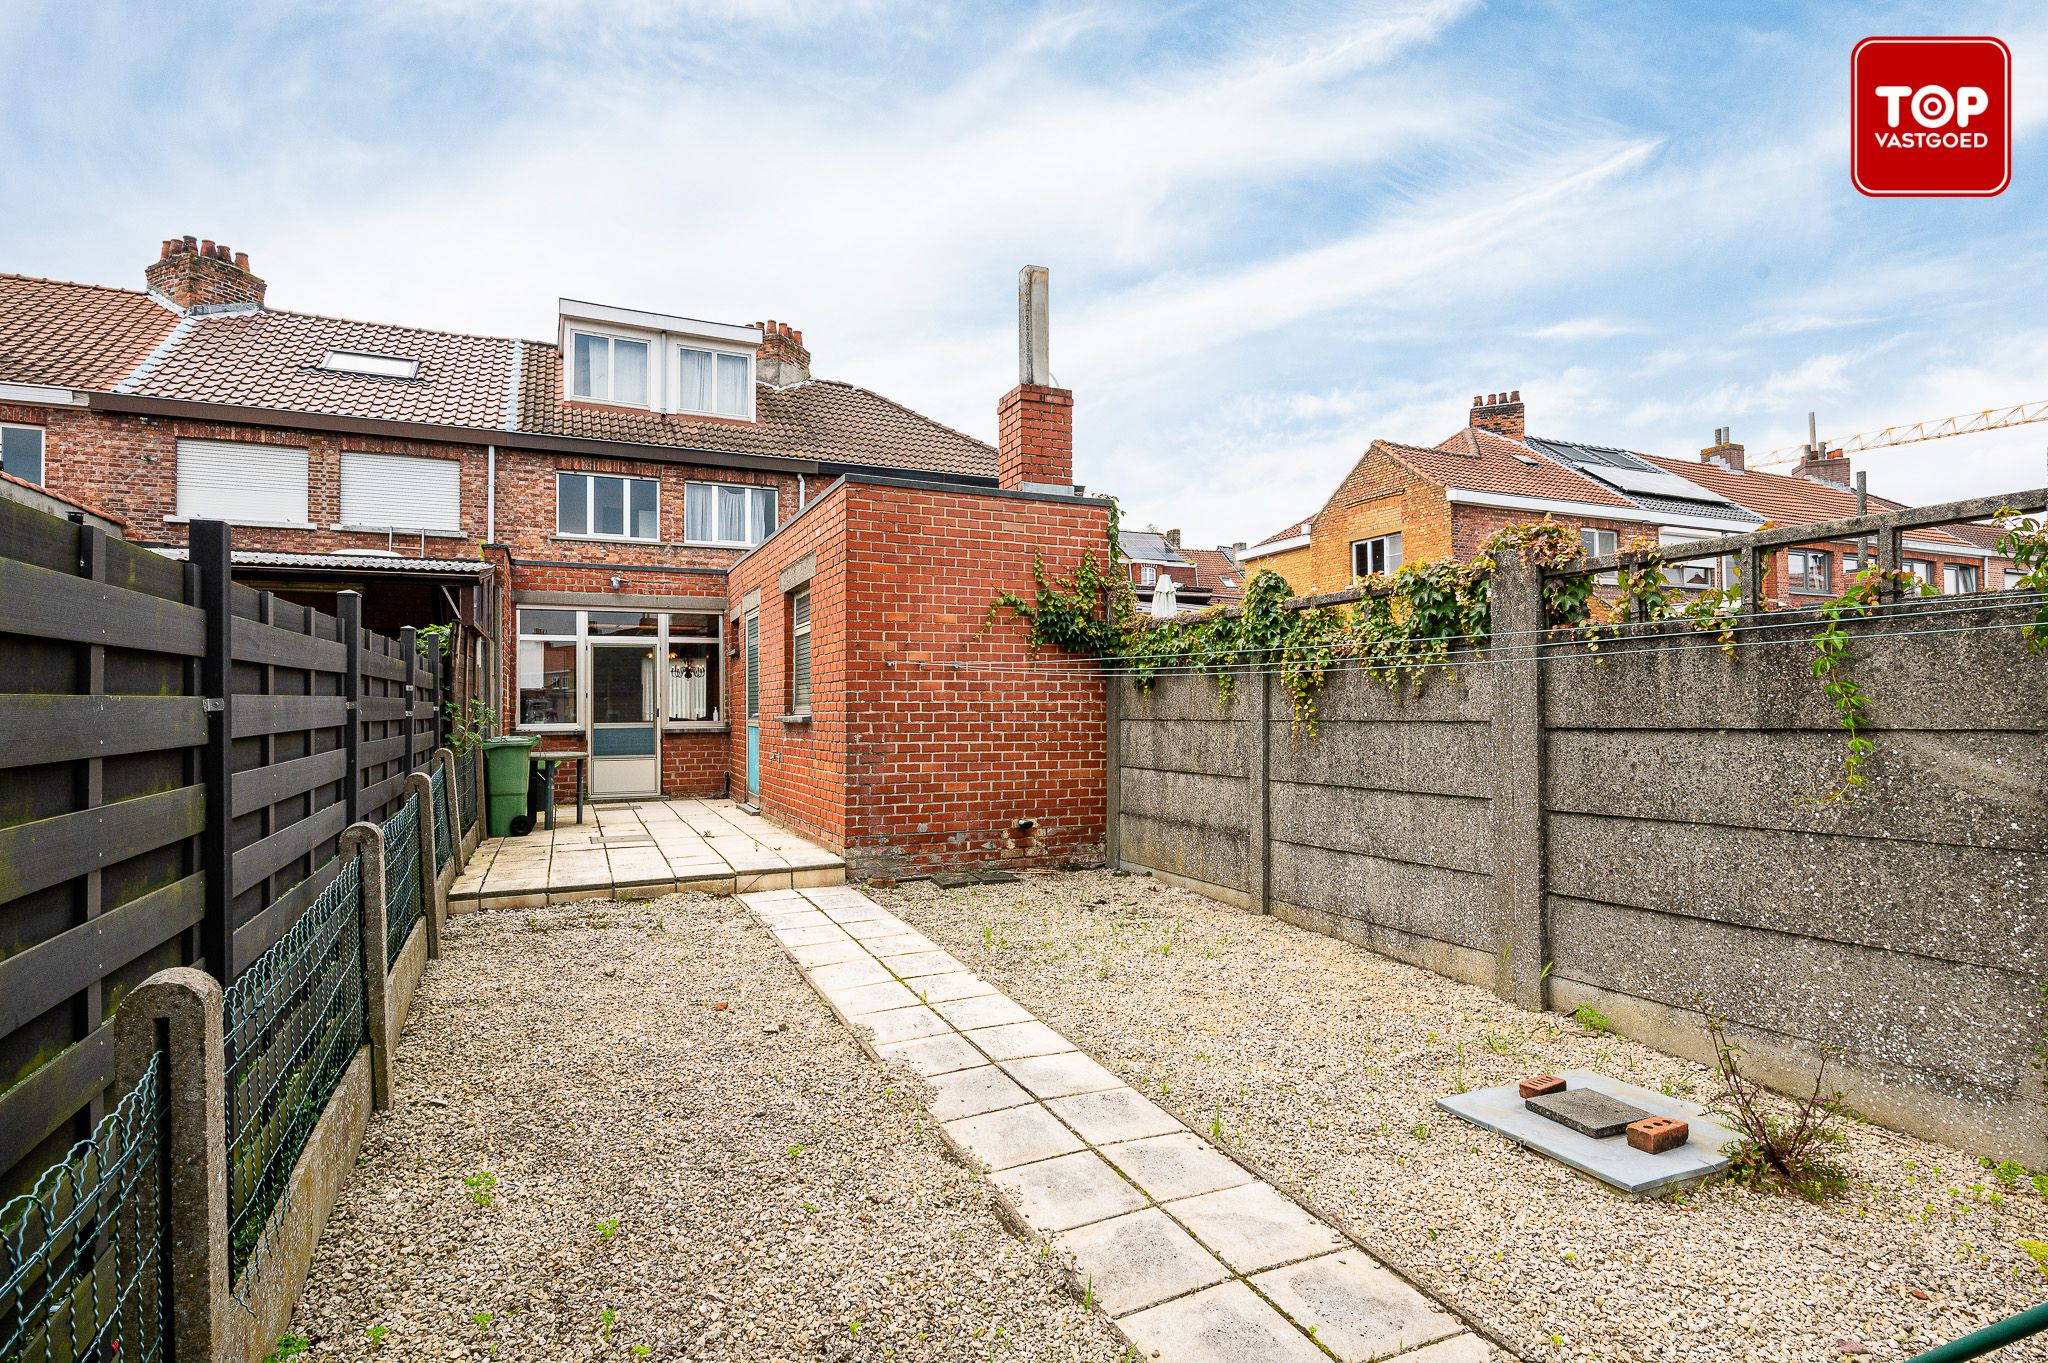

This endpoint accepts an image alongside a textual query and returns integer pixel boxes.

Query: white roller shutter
[175,439,308,524]
[339,452,461,532]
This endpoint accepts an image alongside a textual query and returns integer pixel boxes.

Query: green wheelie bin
[481,735,540,837]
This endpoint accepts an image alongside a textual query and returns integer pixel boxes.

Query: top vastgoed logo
[1851,36,2010,197]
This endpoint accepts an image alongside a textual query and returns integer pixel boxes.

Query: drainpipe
[798,473,806,510]
[486,444,497,542]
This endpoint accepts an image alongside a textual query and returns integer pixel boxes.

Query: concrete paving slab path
[740,884,1495,1363]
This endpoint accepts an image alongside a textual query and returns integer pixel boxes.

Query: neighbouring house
[1242,389,2007,601]
[1117,527,1247,614]
[0,236,1088,820]
[722,267,1110,877]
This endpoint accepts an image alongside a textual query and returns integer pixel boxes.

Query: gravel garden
[875,870,2048,1363]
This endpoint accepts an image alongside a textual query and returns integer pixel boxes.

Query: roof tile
[0,274,180,389]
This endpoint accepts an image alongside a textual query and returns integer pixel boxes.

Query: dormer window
[322,350,419,379]
[569,329,650,406]
[676,346,752,418]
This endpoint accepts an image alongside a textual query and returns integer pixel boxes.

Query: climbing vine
[1998,506,2048,652]
[1802,567,1937,802]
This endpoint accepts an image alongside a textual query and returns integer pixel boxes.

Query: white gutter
[0,382,88,407]
[486,444,497,542]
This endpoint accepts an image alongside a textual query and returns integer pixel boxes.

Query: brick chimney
[146,235,265,311]
[1470,390,1524,439]
[997,265,1074,493]
[1799,446,1853,488]
[1701,426,1745,471]
[752,319,810,388]
[1165,528,1181,549]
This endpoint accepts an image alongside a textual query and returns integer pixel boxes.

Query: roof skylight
[321,350,419,380]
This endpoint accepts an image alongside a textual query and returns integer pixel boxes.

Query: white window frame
[1351,533,1402,580]
[664,613,724,727]
[172,438,311,527]
[0,422,45,485]
[1139,563,1158,586]
[788,585,812,716]
[564,325,654,408]
[321,350,419,379]
[556,472,661,543]
[514,608,583,732]
[1903,558,1935,586]
[516,607,727,733]
[671,342,755,420]
[683,481,777,548]
[338,451,461,534]
[1943,562,1980,595]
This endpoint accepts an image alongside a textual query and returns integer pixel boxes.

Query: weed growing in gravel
[1210,1102,1225,1144]
[462,1170,499,1207]
[1572,1004,1612,1033]
[1483,1032,1518,1057]
[599,1309,616,1345]
[595,1218,620,1241]
[1411,1122,1431,1141]
[1698,1003,1849,1200]
[472,1312,493,1336]
[848,1319,863,1337]
[1451,1040,1468,1094]
[263,1336,310,1363]
[787,1142,804,1161]
[364,1323,387,1348]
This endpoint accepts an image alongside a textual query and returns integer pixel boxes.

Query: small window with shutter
[339,452,460,532]
[788,585,812,715]
[175,439,309,525]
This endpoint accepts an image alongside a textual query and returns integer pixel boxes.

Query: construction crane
[1753,399,2048,469]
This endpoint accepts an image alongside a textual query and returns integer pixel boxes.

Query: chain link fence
[457,747,479,833]
[430,766,454,873]
[221,855,366,1285]
[383,796,424,966]
[0,1053,166,1362]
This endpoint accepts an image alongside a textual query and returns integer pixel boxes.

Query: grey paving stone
[1436,1070,1738,1196]
[1395,1333,1492,1362]
[808,958,896,991]
[842,917,914,941]
[925,1065,1035,1122]
[773,923,852,948]
[1164,1182,1345,1273]
[1001,1051,1126,1100]
[883,950,965,979]
[964,1021,1077,1062]
[991,1152,1146,1233]
[788,938,872,968]
[944,1104,1086,1170]
[1100,1132,1253,1201]
[857,1006,953,1045]
[931,994,1035,1030]
[1053,1209,1230,1318]
[754,908,832,931]
[1046,1088,1185,1145]
[901,972,998,1004]
[819,903,894,923]
[1117,1281,1328,1363]
[826,981,921,1017]
[863,931,939,956]
[876,1033,986,1077]
[1250,1251,1462,1360]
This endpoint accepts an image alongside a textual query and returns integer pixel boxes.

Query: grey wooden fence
[0,504,449,1198]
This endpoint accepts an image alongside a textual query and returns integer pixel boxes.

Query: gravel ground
[290,895,1128,1363]
[876,870,2048,1363]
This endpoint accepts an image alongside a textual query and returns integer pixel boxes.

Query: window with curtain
[557,472,659,540]
[788,586,812,715]
[677,345,752,417]
[666,614,722,723]
[684,481,777,547]
[1944,563,1980,594]
[569,331,649,406]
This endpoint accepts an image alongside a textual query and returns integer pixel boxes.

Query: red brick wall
[727,478,1109,879]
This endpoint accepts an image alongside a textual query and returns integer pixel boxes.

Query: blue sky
[3,0,2044,545]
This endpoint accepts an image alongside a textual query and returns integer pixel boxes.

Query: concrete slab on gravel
[1001,1052,1125,1099]
[926,1065,1037,1122]
[1250,1251,1464,1360]
[858,1006,954,1045]
[1118,1281,1329,1363]
[1436,1069,1738,1197]
[1046,1088,1185,1145]
[826,981,921,1017]
[991,1152,1148,1233]
[1100,1132,1253,1201]
[1163,1182,1346,1273]
[944,1105,1086,1170]
[904,972,999,1004]
[877,1033,987,1076]
[963,1021,1077,1061]
[882,950,965,979]
[931,994,1034,1030]
[1053,1209,1230,1318]
[808,957,897,990]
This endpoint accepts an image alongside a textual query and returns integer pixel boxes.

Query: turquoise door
[743,611,760,803]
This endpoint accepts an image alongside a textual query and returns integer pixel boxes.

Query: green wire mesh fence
[430,766,453,872]
[383,795,423,966]
[0,1052,166,1363]
[456,749,479,835]
[222,854,365,1286]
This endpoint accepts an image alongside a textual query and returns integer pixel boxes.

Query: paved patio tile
[819,903,894,924]
[788,938,872,968]
[943,1105,1085,1170]
[990,1152,1146,1233]
[1046,1088,1185,1145]
[905,972,998,1004]
[931,994,1034,1030]
[773,923,852,948]
[875,1033,986,1076]
[1118,1281,1327,1363]
[841,917,913,941]
[755,909,832,932]
[863,931,939,956]
[1392,1333,1492,1362]
[1100,1132,1252,1201]
[1053,1209,1229,1318]
[963,1021,1077,1062]
[1000,1051,1126,1100]
[808,958,896,991]
[826,981,921,1016]
[925,1065,1035,1122]
[857,1006,953,1046]
[883,950,964,979]
[1163,1183,1345,1274]
[1249,1252,1462,1361]
[739,889,807,908]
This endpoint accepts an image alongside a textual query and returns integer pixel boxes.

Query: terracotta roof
[1182,547,1246,603]
[1644,456,1977,550]
[126,307,516,427]
[0,274,179,389]
[515,343,996,477]
[0,467,131,529]
[1251,513,1316,548]
[1395,430,1635,507]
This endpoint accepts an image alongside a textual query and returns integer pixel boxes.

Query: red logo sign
[1852,36,2010,197]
